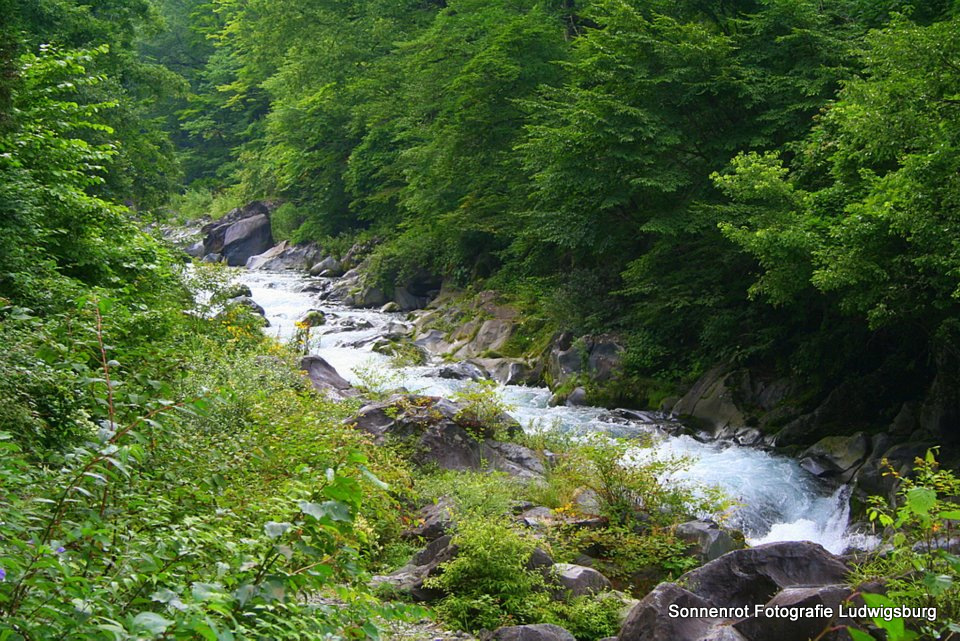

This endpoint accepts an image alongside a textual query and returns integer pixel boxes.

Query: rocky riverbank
[157,205,931,640]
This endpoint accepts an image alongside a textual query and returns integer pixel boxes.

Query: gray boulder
[371,534,457,601]
[226,296,265,318]
[619,583,743,641]
[492,625,576,641]
[675,519,744,563]
[403,496,455,541]
[436,362,490,381]
[566,387,589,407]
[733,585,852,641]
[680,541,848,608]
[344,395,533,474]
[245,240,324,271]
[473,357,539,385]
[310,256,344,277]
[380,302,402,313]
[210,212,273,267]
[799,432,870,483]
[299,355,356,399]
[618,542,849,641]
[552,563,612,597]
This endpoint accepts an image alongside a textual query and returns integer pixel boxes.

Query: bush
[848,450,960,640]
[425,517,550,631]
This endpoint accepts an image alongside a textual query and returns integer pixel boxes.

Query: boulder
[185,240,205,257]
[403,496,455,541]
[566,387,589,407]
[202,252,222,263]
[198,203,276,267]
[680,541,848,608]
[226,296,265,317]
[370,534,457,601]
[310,256,344,277]
[245,240,324,271]
[618,583,742,641]
[799,432,870,483]
[344,395,532,474]
[298,310,326,328]
[380,302,402,313]
[436,362,490,381]
[672,366,748,433]
[299,355,357,399]
[414,329,452,354]
[473,357,540,385]
[552,563,612,597]
[492,625,576,641]
[732,585,852,641]
[618,542,849,641]
[675,519,744,563]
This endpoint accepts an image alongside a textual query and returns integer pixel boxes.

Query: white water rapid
[238,270,876,554]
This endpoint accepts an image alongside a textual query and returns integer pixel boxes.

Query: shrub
[425,517,550,631]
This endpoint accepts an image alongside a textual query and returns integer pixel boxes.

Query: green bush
[847,450,960,640]
[425,517,550,631]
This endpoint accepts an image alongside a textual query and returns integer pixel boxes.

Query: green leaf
[905,487,936,516]
[264,521,292,538]
[132,612,173,635]
[360,465,389,490]
[300,500,351,522]
[923,572,953,596]
[847,629,875,641]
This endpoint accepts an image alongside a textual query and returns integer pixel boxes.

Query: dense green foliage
[6,0,960,637]
[139,0,960,413]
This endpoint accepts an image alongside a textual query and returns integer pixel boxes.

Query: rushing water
[239,270,875,554]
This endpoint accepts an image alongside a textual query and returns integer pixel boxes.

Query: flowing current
[238,270,875,554]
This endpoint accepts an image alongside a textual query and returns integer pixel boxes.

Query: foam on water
[237,270,875,554]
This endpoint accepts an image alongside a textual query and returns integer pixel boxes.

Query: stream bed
[239,270,876,554]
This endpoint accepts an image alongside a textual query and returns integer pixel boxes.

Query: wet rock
[474,357,539,385]
[492,624,576,641]
[202,252,222,263]
[310,256,344,277]
[245,240,324,271]
[436,362,490,381]
[675,519,744,563]
[299,355,356,399]
[298,310,326,327]
[185,240,205,257]
[381,302,402,313]
[799,432,870,483]
[552,563,612,597]
[566,387,589,407]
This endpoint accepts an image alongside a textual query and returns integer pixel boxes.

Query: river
[238,270,876,554]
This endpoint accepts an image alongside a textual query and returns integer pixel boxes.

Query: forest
[3,0,960,639]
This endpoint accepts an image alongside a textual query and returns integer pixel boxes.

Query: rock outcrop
[200,201,275,266]
[618,541,850,641]
[344,395,545,477]
[245,241,325,271]
[299,355,357,399]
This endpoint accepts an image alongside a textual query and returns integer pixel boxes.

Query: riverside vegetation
[4,0,960,639]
